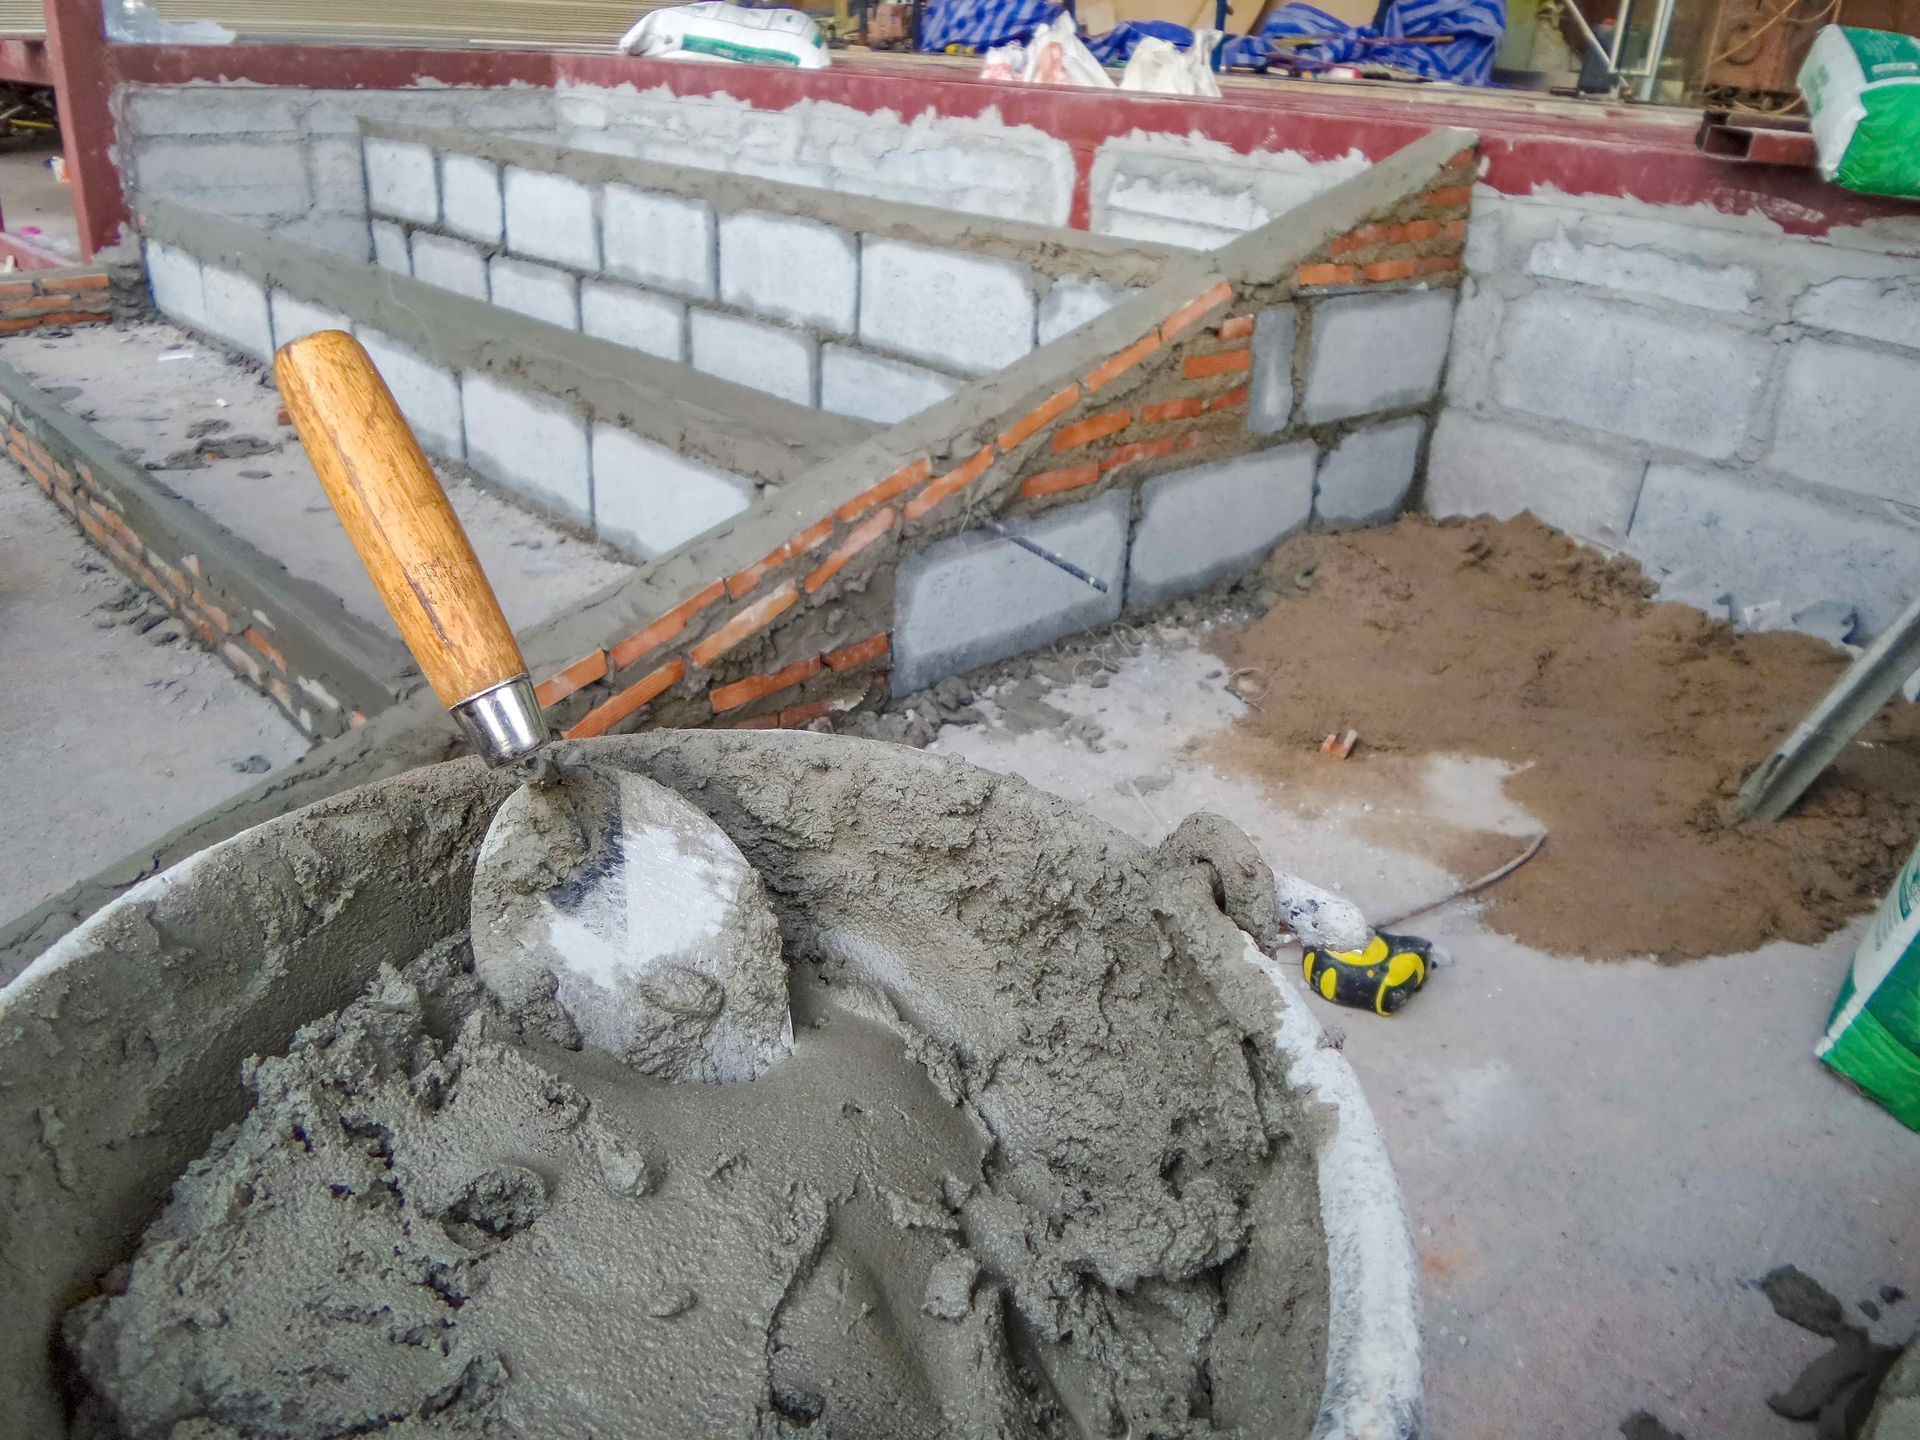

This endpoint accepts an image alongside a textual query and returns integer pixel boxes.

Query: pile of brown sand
[1210,515,1920,960]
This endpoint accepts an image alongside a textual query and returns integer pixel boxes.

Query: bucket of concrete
[0,733,1419,1439]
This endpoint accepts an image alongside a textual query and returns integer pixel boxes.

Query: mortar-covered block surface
[145,241,204,329]
[592,423,753,559]
[1127,443,1317,613]
[820,346,962,425]
[1039,277,1130,346]
[1773,340,1920,506]
[1426,410,1646,550]
[1315,416,1425,525]
[408,232,489,302]
[358,330,463,459]
[371,220,410,275]
[894,491,1129,695]
[440,153,504,245]
[1248,306,1297,434]
[860,239,1037,375]
[719,211,858,334]
[604,185,716,300]
[199,268,273,361]
[364,137,437,226]
[691,310,816,408]
[581,280,686,362]
[488,255,580,330]
[504,167,599,271]
[1302,288,1453,424]
[269,292,351,353]
[462,372,592,524]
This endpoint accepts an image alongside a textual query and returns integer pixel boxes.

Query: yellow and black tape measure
[1302,930,1432,1016]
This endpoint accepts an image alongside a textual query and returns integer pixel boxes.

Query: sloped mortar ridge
[0,355,412,736]
[520,127,1479,741]
[363,119,1185,289]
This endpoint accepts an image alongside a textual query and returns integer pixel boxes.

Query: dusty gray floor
[0,456,306,924]
[936,628,1920,1440]
[0,138,81,261]
[0,320,636,640]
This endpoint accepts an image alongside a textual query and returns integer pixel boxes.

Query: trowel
[275,330,792,1083]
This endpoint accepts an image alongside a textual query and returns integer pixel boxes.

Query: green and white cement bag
[1819,837,1920,1129]
[1799,26,1920,199]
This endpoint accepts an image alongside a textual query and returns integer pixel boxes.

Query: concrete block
[1424,411,1646,549]
[199,267,273,360]
[718,210,857,334]
[125,86,304,137]
[1248,307,1296,435]
[1314,417,1424,526]
[1126,444,1316,613]
[1090,140,1364,251]
[504,166,599,271]
[1495,292,1770,462]
[488,255,579,330]
[371,220,410,275]
[894,491,1128,695]
[409,232,490,302]
[358,329,464,459]
[1301,289,1454,425]
[144,240,204,329]
[133,139,310,219]
[1527,231,1758,314]
[1773,339,1920,507]
[689,310,816,408]
[364,137,438,225]
[1626,462,1920,639]
[307,138,368,217]
[581,280,686,361]
[441,153,504,246]
[279,213,373,262]
[820,345,963,424]
[1794,276,1920,352]
[590,423,753,558]
[1038,276,1126,346]
[270,291,351,353]
[859,238,1035,375]
[603,185,715,300]
[462,373,591,523]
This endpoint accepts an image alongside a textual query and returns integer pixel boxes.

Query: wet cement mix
[1211,515,1920,961]
[59,759,1329,1438]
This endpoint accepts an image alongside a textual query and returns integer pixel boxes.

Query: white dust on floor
[0,320,636,640]
[934,625,1920,1440]
[0,458,306,924]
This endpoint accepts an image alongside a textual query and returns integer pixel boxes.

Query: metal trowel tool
[276,330,792,1083]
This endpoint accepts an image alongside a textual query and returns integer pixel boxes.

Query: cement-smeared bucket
[0,732,1420,1439]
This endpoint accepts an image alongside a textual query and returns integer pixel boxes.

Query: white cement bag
[619,2,830,68]
[1120,30,1222,95]
[1016,15,1116,87]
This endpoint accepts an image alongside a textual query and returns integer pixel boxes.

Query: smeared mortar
[44,733,1330,1438]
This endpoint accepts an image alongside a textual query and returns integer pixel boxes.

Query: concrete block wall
[508,131,1477,737]
[359,124,1177,425]
[1431,190,1920,642]
[141,227,771,564]
[117,85,560,259]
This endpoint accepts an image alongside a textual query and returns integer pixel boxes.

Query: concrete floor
[0,456,306,924]
[936,627,1920,1440]
[0,319,637,641]
[0,136,81,261]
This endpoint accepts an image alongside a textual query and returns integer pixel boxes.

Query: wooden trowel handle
[275,330,549,765]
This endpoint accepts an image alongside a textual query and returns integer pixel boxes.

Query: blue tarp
[919,0,1502,85]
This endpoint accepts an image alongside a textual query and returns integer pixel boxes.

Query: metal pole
[1632,0,1677,97]
[1606,0,1632,67]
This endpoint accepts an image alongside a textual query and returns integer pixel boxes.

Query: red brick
[0,279,33,298]
[823,632,889,671]
[609,579,725,669]
[1099,432,1201,473]
[38,271,110,293]
[1412,254,1463,277]
[1443,219,1468,241]
[1362,259,1418,283]
[789,515,835,555]
[688,582,800,668]
[1019,463,1101,500]
[267,676,296,713]
[1297,263,1358,287]
[1141,396,1206,425]
[1160,280,1234,343]
[193,594,232,633]
[1207,386,1249,412]
[996,384,1079,451]
[727,544,789,600]
[1085,333,1160,394]
[534,649,609,708]
[1216,315,1255,341]
[566,659,686,739]
[729,713,785,730]
[1396,219,1445,243]
[1328,224,1389,256]
[837,457,929,522]
[349,710,369,729]
[1184,348,1250,379]
[245,626,288,672]
[902,445,994,522]
[805,506,897,592]
[779,697,838,728]
[0,293,91,316]
[1050,407,1132,452]
[1424,185,1474,209]
[711,655,823,712]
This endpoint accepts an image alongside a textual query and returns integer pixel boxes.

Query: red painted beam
[0,37,54,87]
[106,42,1920,240]
[43,0,124,259]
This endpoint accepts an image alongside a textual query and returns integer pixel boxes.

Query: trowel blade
[469,761,794,1084]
